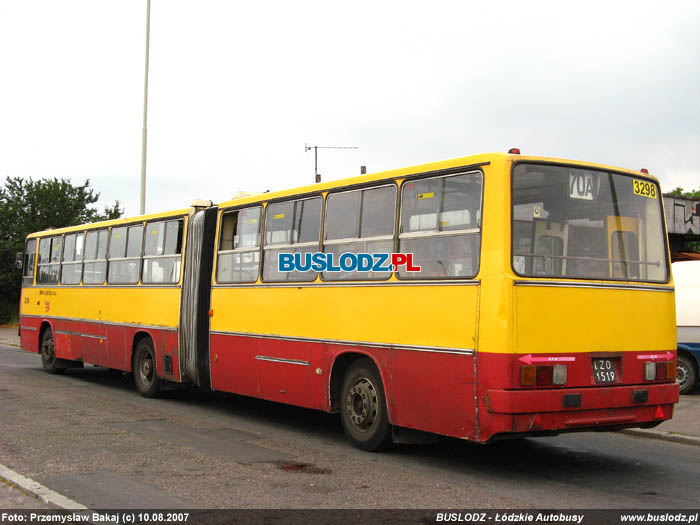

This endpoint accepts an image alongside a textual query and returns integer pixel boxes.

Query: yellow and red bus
[18,151,679,450]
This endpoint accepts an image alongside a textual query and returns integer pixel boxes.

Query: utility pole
[305,144,358,183]
[139,0,151,215]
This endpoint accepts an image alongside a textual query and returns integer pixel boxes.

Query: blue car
[674,261,700,394]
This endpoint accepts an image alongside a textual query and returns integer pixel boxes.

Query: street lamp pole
[139,0,151,215]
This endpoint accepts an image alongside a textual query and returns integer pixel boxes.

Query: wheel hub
[677,364,688,387]
[42,337,54,363]
[140,356,153,383]
[345,378,378,431]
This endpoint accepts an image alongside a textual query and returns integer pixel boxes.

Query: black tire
[133,338,160,398]
[677,353,697,395]
[340,358,392,451]
[40,328,66,374]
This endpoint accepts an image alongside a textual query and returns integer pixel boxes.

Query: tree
[668,187,700,199]
[0,177,123,323]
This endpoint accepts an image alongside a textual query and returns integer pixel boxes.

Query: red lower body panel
[18,315,182,382]
[208,333,477,439]
[21,318,680,444]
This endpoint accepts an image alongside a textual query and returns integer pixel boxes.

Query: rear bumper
[482,383,679,439]
[487,382,679,414]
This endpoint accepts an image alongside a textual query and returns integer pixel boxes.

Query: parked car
[673,260,700,394]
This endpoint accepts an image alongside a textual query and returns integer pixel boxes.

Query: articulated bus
[18,152,679,450]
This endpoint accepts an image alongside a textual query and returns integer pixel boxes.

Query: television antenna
[305,143,358,183]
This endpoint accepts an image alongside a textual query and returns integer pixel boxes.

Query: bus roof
[27,207,192,239]
[217,152,660,209]
[26,152,659,239]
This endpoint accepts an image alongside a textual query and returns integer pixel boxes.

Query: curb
[620,428,700,447]
[0,463,88,510]
[0,341,21,348]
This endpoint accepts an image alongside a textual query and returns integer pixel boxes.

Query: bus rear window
[511,164,668,282]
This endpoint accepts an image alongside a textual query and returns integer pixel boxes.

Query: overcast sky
[1,1,698,216]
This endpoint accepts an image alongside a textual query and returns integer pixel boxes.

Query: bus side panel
[255,339,312,407]
[19,286,41,353]
[209,283,479,437]
[54,318,83,361]
[163,330,181,381]
[390,350,476,439]
[106,324,127,370]
[210,333,259,398]
[19,317,40,353]
[81,320,107,367]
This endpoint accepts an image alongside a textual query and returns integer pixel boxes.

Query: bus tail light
[666,361,675,380]
[645,361,675,381]
[552,364,567,385]
[536,366,552,386]
[656,362,666,381]
[644,361,656,381]
[521,366,536,386]
[521,365,567,386]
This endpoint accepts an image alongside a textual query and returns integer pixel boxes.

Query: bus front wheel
[133,339,160,398]
[340,358,392,451]
[40,328,66,374]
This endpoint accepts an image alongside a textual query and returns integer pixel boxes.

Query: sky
[0,1,699,216]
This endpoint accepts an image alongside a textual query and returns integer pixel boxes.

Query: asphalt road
[1,344,699,510]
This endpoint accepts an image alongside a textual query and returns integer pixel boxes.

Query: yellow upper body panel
[210,153,673,355]
[22,152,673,355]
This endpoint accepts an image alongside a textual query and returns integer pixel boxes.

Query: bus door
[533,219,568,277]
[607,216,640,280]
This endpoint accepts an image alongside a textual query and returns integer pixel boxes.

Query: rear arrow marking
[518,354,576,365]
[637,352,673,360]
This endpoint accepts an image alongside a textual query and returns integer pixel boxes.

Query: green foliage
[668,187,700,199]
[0,177,123,323]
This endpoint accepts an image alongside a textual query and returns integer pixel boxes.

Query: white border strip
[255,355,310,366]
[212,330,475,356]
[0,462,88,510]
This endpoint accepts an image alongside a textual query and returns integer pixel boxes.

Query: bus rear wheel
[340,358,392,451]
[40,328,66,374]
[133,339,160,398]
[677,353,697,395]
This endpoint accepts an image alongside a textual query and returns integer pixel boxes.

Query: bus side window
[142,219,184,284]
[217,207,261,283]
[108,225,143,284]
[263,197,321,282]
[399,171,483,279]
[61,233,85,285]
[22,239,37,286]
[83,229,108,284]
[37,236,60,284]
[323,185,395,281]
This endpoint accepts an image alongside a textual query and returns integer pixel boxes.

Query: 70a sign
[569,171,600,201]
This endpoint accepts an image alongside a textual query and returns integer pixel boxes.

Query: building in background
[663,194,700,262]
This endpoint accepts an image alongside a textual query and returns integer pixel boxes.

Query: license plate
[593,358,617,384]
